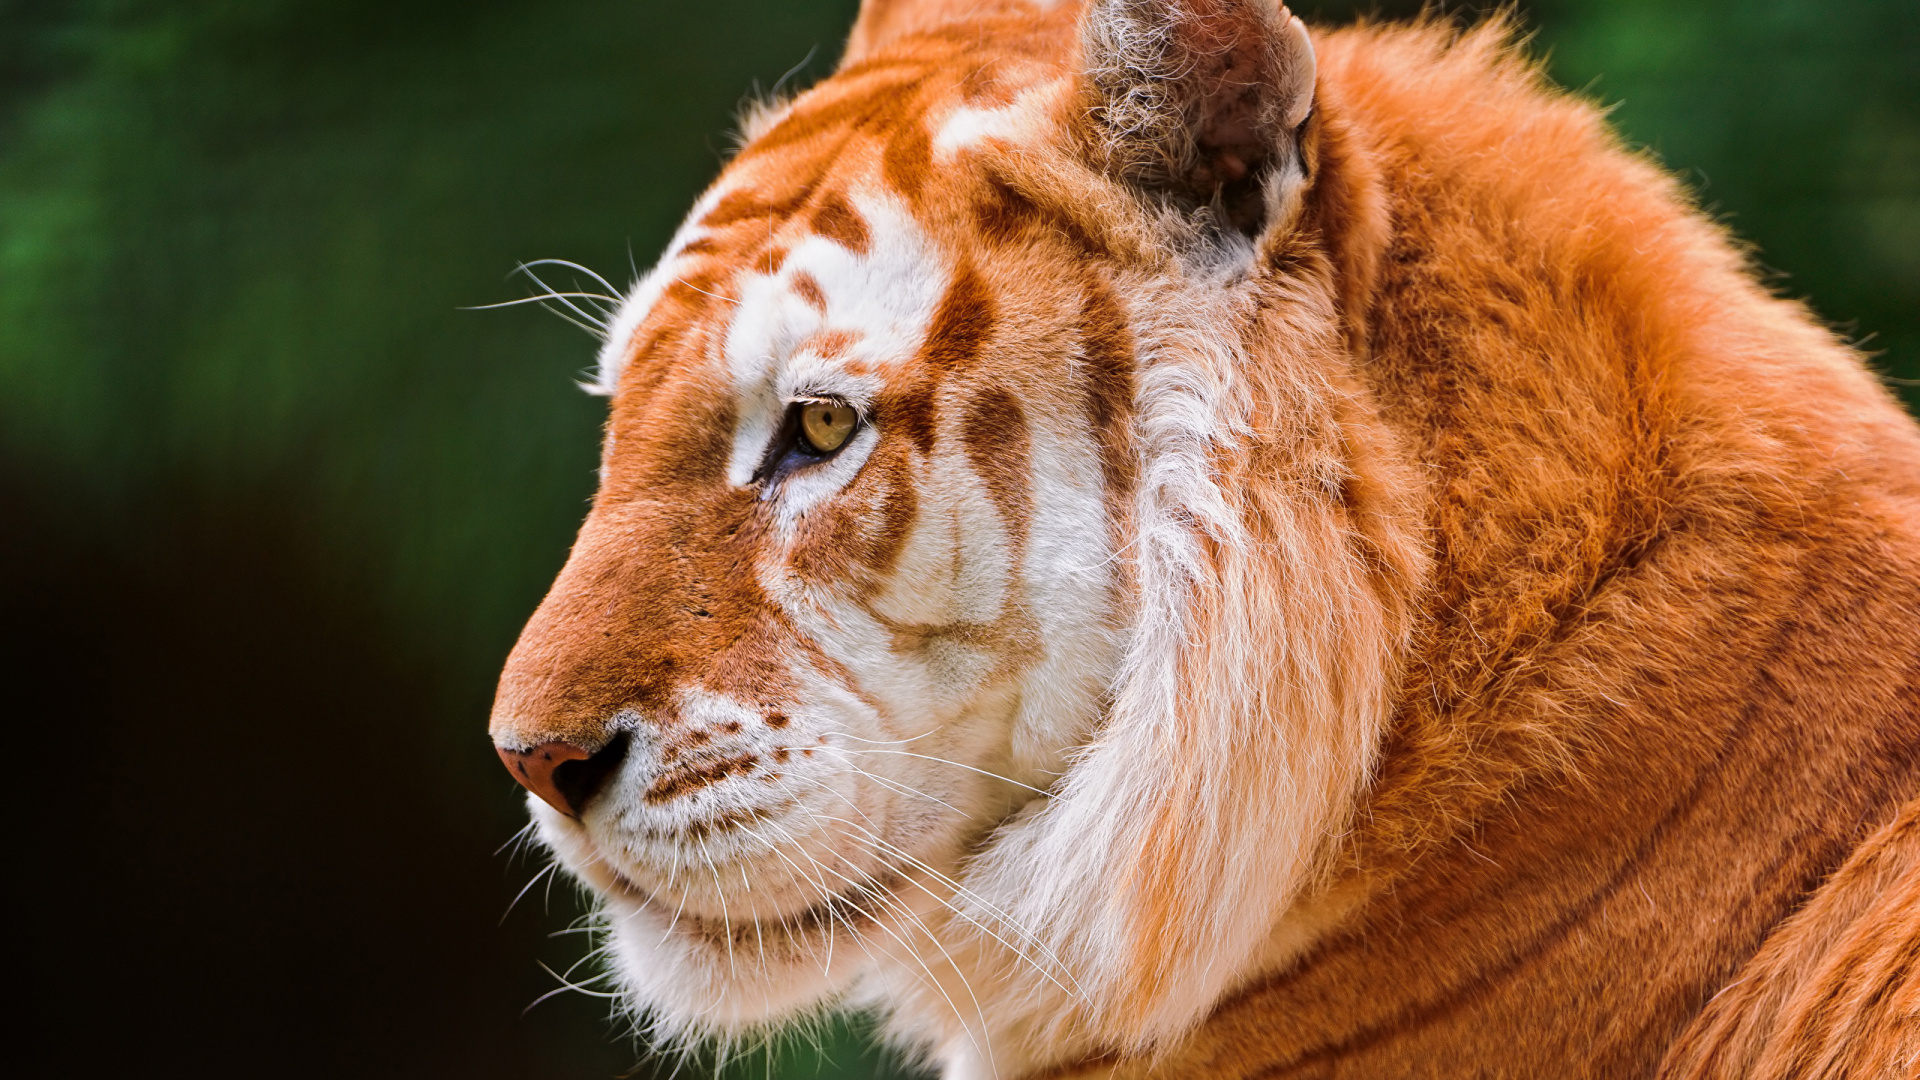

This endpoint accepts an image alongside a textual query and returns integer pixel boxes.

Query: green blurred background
[2,1,1914,1077]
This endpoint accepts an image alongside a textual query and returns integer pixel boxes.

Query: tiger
[486,1,1920,1077]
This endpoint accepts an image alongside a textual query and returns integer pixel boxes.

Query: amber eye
[797,399,858,455]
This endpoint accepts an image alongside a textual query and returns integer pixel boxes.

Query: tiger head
[489,1,1424,1074]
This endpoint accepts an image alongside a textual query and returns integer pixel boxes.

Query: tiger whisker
[836,828,1083,1001]
[515,263,621,334]
[824,728,943,747]
[542,852,564,913]
[519,257,623,298]
[801,807,1082,999]
[760,793,992,1008]
[768,45,818,101]
[556,940,615,985]
[816,750,970,817]
[465,291,609,337]
[773,777,1075,979]
[696,836,738,983]
[835,845,1001,1074]
[828,746,1057,797]
[745,879,769,979]
[514,261,620,313]
[500,859,561,925]
[461,291,622,311]
[674,277,740,306]
[494,820,538,859]
[762,810,958,1008]
[740,820,836,952]
[775,818,996,1069]
[773,784,1078,1013]
[525,960,623,1014]
[655,876,691,951]
[749,815,881,981]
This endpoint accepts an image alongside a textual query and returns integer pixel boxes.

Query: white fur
[934,88,1050,160]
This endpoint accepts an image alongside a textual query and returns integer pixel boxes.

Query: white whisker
[768,768,1076,984]
[516,263,619,334]
[830,745,1057,797]
[826,728,943,747]
[461,292,622,311]
[698,837,738,983]
[500,860,560,925]
[521,257,623,297]
[675,277,740,306]
[800,805,1082,1000]
[494,820,538,859]
[815,750,970,817]
[834,826,1082,1000]
[525,960,622,1014]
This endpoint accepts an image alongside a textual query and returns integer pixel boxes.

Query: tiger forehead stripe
[810,193,871,255]
[791,272,828,313]
[592,36,1062,399]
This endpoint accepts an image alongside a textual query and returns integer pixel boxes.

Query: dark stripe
[883,114,934,201]
[810,191,872,255]
[791,271,828,312]
[1078,279,1137,512]
[1248,565,1831,1077]
[787,442,919,585]
[923,262,995,374]
[643,752,759,803]
[886,262,997,456]
[736,74,924,158]
[973,175,1111,258]
[962,386,1032,553]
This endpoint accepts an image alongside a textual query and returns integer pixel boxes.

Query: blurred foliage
[1,1,1914,1077]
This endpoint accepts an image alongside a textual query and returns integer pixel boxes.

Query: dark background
[3,1,1915,1077]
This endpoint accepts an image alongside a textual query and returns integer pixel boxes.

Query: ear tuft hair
[1081,0,1316,235]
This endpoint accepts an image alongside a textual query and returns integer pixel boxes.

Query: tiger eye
[798,400,857,454]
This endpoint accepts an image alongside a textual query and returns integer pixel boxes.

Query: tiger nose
[496,734,631,818]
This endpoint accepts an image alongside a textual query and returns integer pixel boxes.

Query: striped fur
[490,3,1920,1077]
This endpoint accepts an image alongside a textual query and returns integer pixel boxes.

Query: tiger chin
[488,2,1920,1078]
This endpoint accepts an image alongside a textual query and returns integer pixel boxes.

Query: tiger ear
[1078,0,1316,235]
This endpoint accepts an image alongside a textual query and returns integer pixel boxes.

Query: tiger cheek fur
[490,2,1920,1079]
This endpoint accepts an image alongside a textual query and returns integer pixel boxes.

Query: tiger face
[497,74,1130,1025]
[492,1,1415,1075]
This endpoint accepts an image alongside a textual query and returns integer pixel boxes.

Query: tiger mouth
[679,866,911,946]
[600,852,915,947]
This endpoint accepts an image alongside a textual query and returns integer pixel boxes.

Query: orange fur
[1659,797,1920,1080]
[1074,17,1920,1079]
[492,4,1920,1076]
